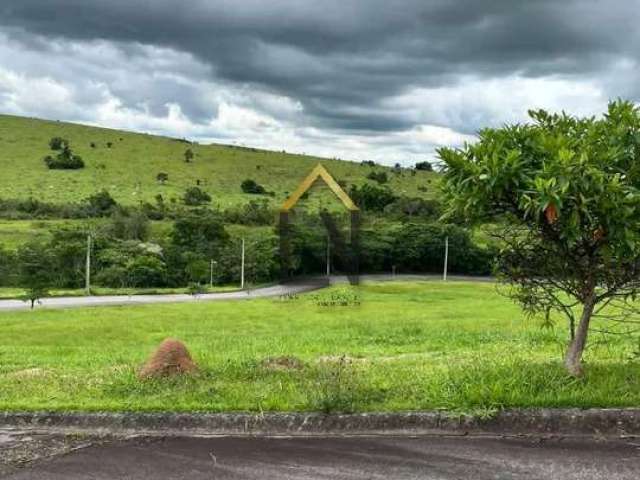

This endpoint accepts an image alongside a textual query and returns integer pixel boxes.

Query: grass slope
[0,114,437,208]
[0,281,637,413]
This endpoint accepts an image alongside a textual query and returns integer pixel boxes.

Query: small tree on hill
[48,137,68,151]
[183,186,211,206]
[440,100,640,376]
[184,148,194,163]
[241,179,266,194]
[415,161,433,171]
[156,172,169,184]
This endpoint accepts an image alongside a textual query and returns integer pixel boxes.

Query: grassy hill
[0,114,438,209]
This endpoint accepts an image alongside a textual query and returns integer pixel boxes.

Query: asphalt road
[3,435,639,480]
[0,275,491,312]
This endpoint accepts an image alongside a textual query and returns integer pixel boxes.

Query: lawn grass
[0,281,638,413]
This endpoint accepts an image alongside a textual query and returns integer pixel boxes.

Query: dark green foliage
[44,142,85,170]
[391,223,495,275]
[170,208,229,257]
[16,241,55,290]
[0,244,17,286]
[366,171,388,184]
[241,179,267,194]
[223,199,275,225]
[108,210,149,241]
[156,172,169,184]
[349,183,396,211]
[85,190,117,216]
[361,160,376,167]
[384,197,442,219]
[183,186,211,206]
[415,161,433,171]
[184,148,194,162]
[48,137,68,151]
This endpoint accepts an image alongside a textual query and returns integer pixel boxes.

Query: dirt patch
[260,356,305,371]
[138,338,198,379]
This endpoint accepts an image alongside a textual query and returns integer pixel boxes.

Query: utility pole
[240,238,245,290]
[443,236,449,282]
[326,233,331,277]
[85,234,91,295]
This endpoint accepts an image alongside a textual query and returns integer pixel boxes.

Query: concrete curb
[2,409,640,437]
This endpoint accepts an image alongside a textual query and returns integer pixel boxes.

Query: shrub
[44,143,85,170]
[348,183,396,211]
[241,179,267,194]
[184,148,194,163]
[415,161,433,171]
[361,160,376,167]
[366,171,388,184]
[48,137,68,150]
[223,199,274,225]
[85,190,117,217]
[183,186,211,206]
[156,172,169,184]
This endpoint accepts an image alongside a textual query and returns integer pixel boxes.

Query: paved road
[0,275,491,312]
[2,435,638,479]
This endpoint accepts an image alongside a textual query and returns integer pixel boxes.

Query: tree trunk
[564,293,596,377]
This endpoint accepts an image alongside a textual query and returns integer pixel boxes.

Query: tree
[85,190,117,216]
[48,137,68,151]
[170,208,229,258]
[16,242,54,308]
[183,186,211,206]
[439,100,640,376]
[184,148,194,163]
[348,183,396,212]
[241,179,267,194]
[156,172,169,184]
[21,286,49,310]
[415,161,433,171]
[44,142,85,170]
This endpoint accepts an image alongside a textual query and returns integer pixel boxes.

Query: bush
[85,190,117,216]
[241,179,267,194]
[366,171,388,184]
[349,183,396,211]
[383,197,442,219]
[156,172,169,184]
[48,137,68,150]
[44,144,85,169]
[415,161,433,171]
[184,148,194,163]
[223,199,275,225]
[183,186,211,206]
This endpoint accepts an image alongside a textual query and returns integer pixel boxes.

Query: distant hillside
[0,114,438,209]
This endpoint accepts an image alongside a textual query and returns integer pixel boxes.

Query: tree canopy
[439,100,640,376]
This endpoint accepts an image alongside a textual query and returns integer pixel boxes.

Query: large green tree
[439,100,640,376]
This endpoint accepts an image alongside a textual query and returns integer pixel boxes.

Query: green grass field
[0,281,637,413]
[0,114,437,208]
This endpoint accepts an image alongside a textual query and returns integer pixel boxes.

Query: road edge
[2,409,639,437]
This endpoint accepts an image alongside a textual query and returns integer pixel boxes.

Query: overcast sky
[0,1,638,166]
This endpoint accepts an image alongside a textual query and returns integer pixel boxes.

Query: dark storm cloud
[1,0,639,136]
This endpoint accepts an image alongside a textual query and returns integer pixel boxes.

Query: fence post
[443,236,449,281]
